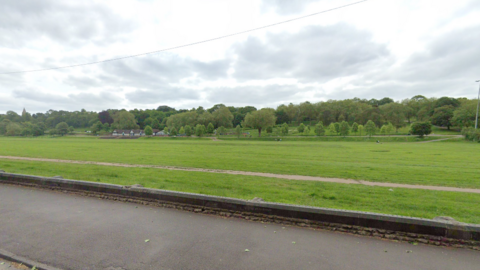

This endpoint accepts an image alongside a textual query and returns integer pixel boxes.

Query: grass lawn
[0,136,477,188]
[1,159,479,224]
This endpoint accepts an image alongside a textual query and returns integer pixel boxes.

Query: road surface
[0,184,478,270]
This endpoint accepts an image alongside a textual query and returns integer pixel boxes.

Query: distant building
[112,129,144,136]
[112,129,167,136]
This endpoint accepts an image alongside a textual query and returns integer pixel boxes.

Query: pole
[476,81,480,129]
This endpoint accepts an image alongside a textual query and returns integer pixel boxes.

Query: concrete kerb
[1,172,480,243]
[0,249,63,270]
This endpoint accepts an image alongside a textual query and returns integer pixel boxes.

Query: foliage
[266,126,273,134]
[302,125,310,135]
[358,125,364,136]
[179,126,185,135]
[351,122,358,134]
[98,110,113,124]
[217,126,226,135]
[281,123,289,135]
[184,125,192,136]
[410,122,432,138]
[365,120,376,137]
[339,121,350,137]
[55,122,69,136]
[144,125,153,136]
[431,105,455,130]
[235,125,243,138]
[170,127,178,136]
[452,100,477,127]
[112,111,139,130]
[91,121,103,134]
[195,124,206,137]
[315,122,325,136]
[163,127,169,135]
[244,108,277,136]
[297,123,305,133]
[380,125,387,135]
[334,122,340,135]
[212,106,234,128]
[461,127,480,142]
[206,122,215,134]
[327,123,336,135]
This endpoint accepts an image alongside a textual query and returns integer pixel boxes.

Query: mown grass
[0,136,477,188]
[1,159,479,224]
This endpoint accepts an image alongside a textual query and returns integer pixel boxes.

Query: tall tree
[365,120,376,137]
[112,111,139,129]
[244,108,276,136]
[212,106,234,128]
[431,105,455,130]
[56,122,69,136]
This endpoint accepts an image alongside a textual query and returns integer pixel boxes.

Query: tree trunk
[258,127,262,137]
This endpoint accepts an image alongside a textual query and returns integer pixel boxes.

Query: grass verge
[1,159,479,224]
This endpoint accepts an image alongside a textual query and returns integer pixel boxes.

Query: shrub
[144,125,153,136]
[297,123,305,133]
[462,127,480,142]
[410,122,432,138]
[185,125,192,136]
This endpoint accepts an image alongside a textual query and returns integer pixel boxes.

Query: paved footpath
[0,185,478,270]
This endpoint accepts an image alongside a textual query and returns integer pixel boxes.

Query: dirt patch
[1,155,479,194]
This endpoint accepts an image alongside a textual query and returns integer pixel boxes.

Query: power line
[0,0,369,75]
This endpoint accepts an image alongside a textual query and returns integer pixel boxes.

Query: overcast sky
[1,0,480,114]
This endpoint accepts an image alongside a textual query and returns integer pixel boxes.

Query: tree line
[0,95,477,137]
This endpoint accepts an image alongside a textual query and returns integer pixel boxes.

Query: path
[1,155,479,194]
[1,185,478,270]
[414,137,460,143]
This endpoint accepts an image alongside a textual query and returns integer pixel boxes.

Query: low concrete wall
[1,172,479,241]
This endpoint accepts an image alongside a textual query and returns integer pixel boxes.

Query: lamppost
[476,80,480,129]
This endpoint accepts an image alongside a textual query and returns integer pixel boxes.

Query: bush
[315,122,325,136]
[462,127,480,142]
[196,124,206,137]
[410,122,432,138]
[281,123,289,135]
[297,123,305,133]
[144,125,153,136]
[185,125,192,136]
[235,125,242,138]
[207,123,214,134]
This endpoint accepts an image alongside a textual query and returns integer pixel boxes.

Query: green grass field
[0,136,478,223]
[2,159,479,224]
[0,136,476,188]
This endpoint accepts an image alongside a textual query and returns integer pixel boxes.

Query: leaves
[145,239,150,243]
[245,249,250,252]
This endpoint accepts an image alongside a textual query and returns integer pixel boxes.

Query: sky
[1,0,480,114]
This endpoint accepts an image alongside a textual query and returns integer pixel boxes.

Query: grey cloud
[12,88,125,111]
[205,84,315,105]
[125,87,201,104]
[232,24,392,83]
[0,0,136,48]
[395,25,480,83]
[340,24,480,100]
[63,54,230,90]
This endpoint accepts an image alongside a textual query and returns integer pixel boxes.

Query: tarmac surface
[0,184,479,270]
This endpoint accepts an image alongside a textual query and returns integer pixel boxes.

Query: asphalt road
[0,185,478,270]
